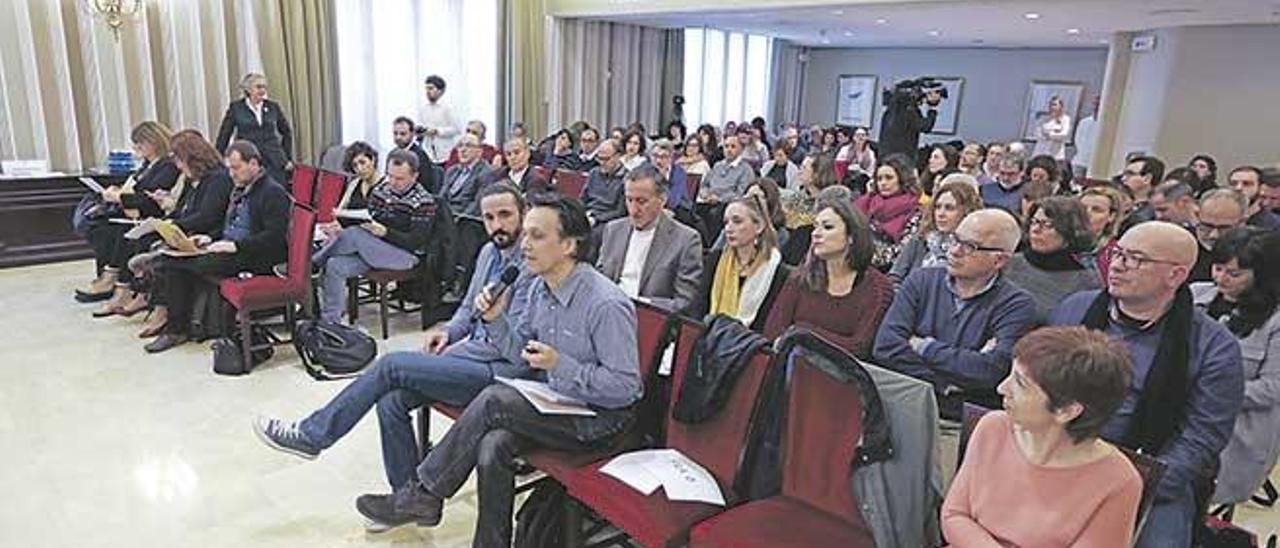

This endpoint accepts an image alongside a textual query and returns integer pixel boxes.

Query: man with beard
[392,116,442,193]
[253,182,536,533]
[1228,166,1280,232]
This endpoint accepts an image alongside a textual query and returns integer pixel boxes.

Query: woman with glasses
[1190,228,1280,507]
[890,181,982,285]
[855,154,923,270]
[677,136,711,176]
[1004,196,1101,324]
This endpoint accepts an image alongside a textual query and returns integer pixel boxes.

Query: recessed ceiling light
[972,39,986,44]
[1098,39,1109,44]
[927,30,941,37]
[1024,12,1040,20]
[875,18,888,25]
[1067,28,1081,35]
[832,9,844,15]
[843,31,854,37]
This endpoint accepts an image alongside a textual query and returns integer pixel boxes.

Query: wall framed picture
[924,77,964,135]
[836,74,877,128]
[1022,80,1085,141]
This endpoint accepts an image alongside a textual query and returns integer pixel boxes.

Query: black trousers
[85,222,128,274]
[159,254,245,335]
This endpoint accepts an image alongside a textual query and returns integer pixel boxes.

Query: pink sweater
[942,412,1143,548]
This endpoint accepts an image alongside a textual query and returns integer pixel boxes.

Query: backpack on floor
[211,325,274,376]
[514,481,569,548]
[292,319,377,380]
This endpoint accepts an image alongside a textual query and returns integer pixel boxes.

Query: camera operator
[879,78,945,162]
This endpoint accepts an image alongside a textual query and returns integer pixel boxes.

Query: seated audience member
[780,153,839,230]
[1016,178,1055,226]
[392,116,441,194]
[1190,228,1280,506]
[890,181,981,285]
[978,142,1007,186]
[699,134,755,204]
[873,209,1037,416]
[313,150,441,324]
[1048,221,1244,548]
[1118,155,1164,233]
[1260,167,1280,215]
[665,119,686,143]
[253,183,534,530]
[1004,197,1101,324]
[1079,185,1128,284]
[760,141,799,190]
[441,134,492,219]
[741,177,789,250]
[980,153,1028,215]
[1188,154,1219,193]
[543,129,581,172]
[649,139,690,211]
[145,140,288,353]
[688,194,789,332]
[445,120,499,168]
[356,196,640,547]
[676,136,711,177]
[695,124,722,166]
[1229,166,1280,231]
[335,141,382,212]
[764,197,894,358]
[943,327,1143,547]
[957,142,985,177]
[837,126,877,175]
[1026,154,1066,194]
[597,166,702,312]
[738,125,769,166]
[1191,189,1248,282]
[486,137,549,195]
[921,144,959,195]
[619,128,648,173]
[82,121,181,313]
[856,154,922,269]
[582,139,627,226]
[576,127,601,172]
[1150,178,1199,229]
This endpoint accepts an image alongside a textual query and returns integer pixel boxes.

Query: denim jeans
[1135,494,1194,547]
[298,351,495,488]
[314,228,417,323]
[416,384,633,548]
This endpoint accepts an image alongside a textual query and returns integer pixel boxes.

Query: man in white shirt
[416,75,461,164]
[596,165,703,312]
[1071,95,1101,180]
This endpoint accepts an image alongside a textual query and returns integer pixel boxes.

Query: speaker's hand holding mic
[473,266,521,324]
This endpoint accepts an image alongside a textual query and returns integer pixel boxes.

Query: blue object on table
[107,150,136,174]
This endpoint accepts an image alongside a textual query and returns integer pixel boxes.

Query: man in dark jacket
[877,83,942,161]
[393,116,442,194]
[146,140,291,353]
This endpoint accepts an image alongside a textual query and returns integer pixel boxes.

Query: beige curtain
[0,0,339,172]
[507,0,548,141]
[769,40,807,126]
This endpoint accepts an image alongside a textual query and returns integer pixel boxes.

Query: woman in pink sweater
[942,326,1143,547]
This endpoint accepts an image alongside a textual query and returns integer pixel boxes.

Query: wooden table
[0,172,129,269]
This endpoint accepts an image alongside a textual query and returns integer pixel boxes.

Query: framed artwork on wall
[836,74,878,128]
[1022,80,1085,141]
[924,76,964,135]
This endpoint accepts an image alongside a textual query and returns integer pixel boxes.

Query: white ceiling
[593,0,1280,48]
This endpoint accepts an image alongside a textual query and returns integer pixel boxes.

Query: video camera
[883,77,948,107]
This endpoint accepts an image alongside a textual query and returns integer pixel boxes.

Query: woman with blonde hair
[215,72,293,184]
[688,193,790,332]
[889,181,982,284]
[1079,185,1128,283]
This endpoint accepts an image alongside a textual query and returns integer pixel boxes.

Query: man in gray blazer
[441,133,492,220]
[597,166,703,312]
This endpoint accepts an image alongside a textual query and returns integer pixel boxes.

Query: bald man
[1189,189,1248,282]
[485,137,550,194]
[874,209,1038,418]
[1049,221,1243,548]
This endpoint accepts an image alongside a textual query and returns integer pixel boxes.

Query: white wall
[799,47,1108,146]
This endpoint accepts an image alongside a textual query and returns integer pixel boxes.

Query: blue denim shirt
[486,263,642,409]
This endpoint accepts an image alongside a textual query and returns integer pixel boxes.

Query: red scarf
[855,191,919,242]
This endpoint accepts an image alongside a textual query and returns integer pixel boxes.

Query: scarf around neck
[1024,248,1086,272]
[710,248,782,327]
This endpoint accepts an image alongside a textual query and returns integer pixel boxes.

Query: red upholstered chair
[314,169,348,223]
[559,317,773,548]
[688,353,876,548]
[290,164,318,205]
[685,173,701,202]
[219,204,316,367]
[554,169,588,199]
[834,159,850,182]
[533,165,554,184]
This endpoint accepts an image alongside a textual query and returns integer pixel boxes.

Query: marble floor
[2,259,1279,547]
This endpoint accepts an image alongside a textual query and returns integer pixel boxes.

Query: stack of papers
[124,218,160,239]
[495,377,597,416]
[333,208,373,222]
[599,449,726,506]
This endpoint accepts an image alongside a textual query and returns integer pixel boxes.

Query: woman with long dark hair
[921,144,960,196]
[855,154,922,269]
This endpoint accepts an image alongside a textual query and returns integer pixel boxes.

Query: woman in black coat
[215,72,293,184]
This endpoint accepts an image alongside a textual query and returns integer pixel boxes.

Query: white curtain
[335,0,499,156]
[681,28,773,129]
[0,0,277,172]
[547,18,681,134]
[769,40,808,126]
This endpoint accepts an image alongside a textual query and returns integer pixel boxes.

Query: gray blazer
[1192,283,1280,504]
[596,212,703,313]
[442,160,492,220]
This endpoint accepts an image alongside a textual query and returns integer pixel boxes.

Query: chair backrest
[779,353,864,522]
[957,402,993,469]
[533,165,554,185]
[290,164,318,205]
[834,160,850,182]
[665,317,772,499]
[685,173,701,201]
[635,300,671,378]
[1117,446,1167,540]
[285,204,317,295]
[314,169,349,223]
[554,169,588,199]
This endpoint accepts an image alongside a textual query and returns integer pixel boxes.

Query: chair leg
[416,406,432,459]
[347,279,358,322]
[378,282,390,340]
[239,311,253,370]
[284,302,296,343]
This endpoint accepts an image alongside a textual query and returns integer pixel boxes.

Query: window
[682,28,773,128]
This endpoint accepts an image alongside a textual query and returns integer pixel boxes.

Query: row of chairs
[418,302,876,547]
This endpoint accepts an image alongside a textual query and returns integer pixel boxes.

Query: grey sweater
[1003,253,1101,325]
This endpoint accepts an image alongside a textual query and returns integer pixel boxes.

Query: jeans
[314,228,417,323]
[299,351,496,488]
[416,384,633,548]
[1134,493,1194,547]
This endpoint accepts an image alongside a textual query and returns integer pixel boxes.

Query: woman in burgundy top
[764,196,895,359]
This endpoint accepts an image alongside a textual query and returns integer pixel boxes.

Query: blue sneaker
[252,417,320,460]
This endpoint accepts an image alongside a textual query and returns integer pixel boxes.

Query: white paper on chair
[124,218,160,239]
[333,208,373,222]
[600,449,726,506]
[494,377,597,416]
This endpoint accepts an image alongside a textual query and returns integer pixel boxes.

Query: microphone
[471,266,521,322]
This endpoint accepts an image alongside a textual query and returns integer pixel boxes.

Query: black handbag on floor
[211,326,274,376]
[293,319,377,380]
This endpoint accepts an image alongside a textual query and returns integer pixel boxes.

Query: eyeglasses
[1108,246,1183,270]
[952,236,1007,256]
[1196,221,1239,234]
[1028,218,1056,232]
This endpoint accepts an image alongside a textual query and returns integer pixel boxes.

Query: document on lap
[333,208,373,222]
[494,377,597,416]
[77,176,106,194]
[600,449,726,506]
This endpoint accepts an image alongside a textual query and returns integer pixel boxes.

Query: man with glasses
[1049,220,1243,548]
[979,153,1028,215]
[485,137,549,195]
[874,209,1037,419]
[577,127,601,172]
[1189,189,1248,282]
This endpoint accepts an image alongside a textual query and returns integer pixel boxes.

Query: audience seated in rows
[760,140,799,190]
[889,181,982,285]
[676,135,710,177]
[1230,166,1280,232]
[619,128,648,173]
[943,326,1142,546]
[543,129,582,172]
[442,134,493,221]
[1079,185,1128,283]
[979,152,1026,215]
[582,139,628,227]
[689,194,789,332]
[1190,189,1249,283]
[1003,196,1101,325]
[444,120,500,169]
[837,126,877,175]
[856,154,922,269]
[976,142,1006,186]
[485,137,549,195]
[1150,177,1199,229]
[957,142,984,178]
[648,139,690,211]
[1048,221,1243,548]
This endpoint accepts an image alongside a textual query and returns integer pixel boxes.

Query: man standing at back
[1049,221,1243,548]
[416,75,460,165]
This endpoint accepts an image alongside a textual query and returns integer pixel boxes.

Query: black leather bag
[293,319,377,380]
[211,326,274,376]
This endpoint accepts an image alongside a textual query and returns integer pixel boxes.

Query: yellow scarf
[709,250,745,318]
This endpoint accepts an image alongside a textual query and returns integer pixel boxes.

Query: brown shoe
[92,286,130,318]
[138,307,168,338]
[116,292,149,317]
[75,269,118,302]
